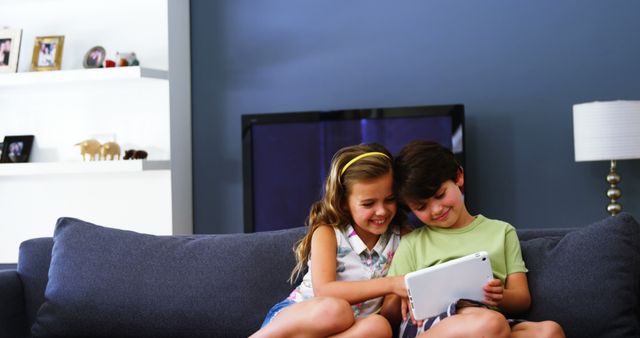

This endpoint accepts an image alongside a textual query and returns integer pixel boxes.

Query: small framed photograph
[31,35,64,71]
[0,135,35,163]
[83,46,106,68]
[0,28,22,73]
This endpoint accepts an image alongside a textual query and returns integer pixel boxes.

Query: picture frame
[83,46,106,68]
[0,28,22,73]
[31,35,64,71]
[0,135,35,163]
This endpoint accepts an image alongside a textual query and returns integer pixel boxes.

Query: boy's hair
[289,143,406,283]
[394,140,460,207]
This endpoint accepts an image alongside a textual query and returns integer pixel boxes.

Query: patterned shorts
[399,299,525,338]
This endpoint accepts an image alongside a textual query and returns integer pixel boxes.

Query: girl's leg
[250,297,354,338]
[417,307,510,338]
[329,314,393,338]
[510,321,565,338]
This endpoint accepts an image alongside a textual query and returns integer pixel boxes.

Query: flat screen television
[242,104,465,232]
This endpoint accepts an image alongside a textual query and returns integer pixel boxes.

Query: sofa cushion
[32,217,305,338]
[521,213,640,338]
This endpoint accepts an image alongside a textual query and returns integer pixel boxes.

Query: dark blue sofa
[0,214,638,338]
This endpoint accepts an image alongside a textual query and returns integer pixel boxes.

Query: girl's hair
[394,140,460,207]
[289,143,404,283]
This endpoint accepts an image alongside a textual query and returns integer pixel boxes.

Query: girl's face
[407,174,473,229]
[345,172,397,249]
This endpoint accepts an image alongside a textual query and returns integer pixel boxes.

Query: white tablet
[404,251,493,320]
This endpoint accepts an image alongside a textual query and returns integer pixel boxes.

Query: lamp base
[606,160,622,216]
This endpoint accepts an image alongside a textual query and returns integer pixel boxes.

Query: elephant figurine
[75,139,102,161]
[100,142,121,160]
[123,149,148,160]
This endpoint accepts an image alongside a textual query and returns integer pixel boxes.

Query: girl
[250,143,410,338]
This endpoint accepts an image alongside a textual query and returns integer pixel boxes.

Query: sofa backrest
[17,237,53,329]
[15,213,640,338]
[18,224,308,338]
[517,213,640,337]
[0,264,17,270]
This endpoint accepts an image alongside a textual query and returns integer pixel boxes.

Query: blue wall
[191,1,640,233]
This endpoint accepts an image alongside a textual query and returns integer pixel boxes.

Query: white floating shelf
[0,160,170,176]
[0,67,168,87]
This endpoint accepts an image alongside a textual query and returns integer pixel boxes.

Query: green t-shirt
[388,215,527,285]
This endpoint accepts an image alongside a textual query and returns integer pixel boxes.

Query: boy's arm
[501,272,531,313]
[495,225,531,313]
[381,234,417,325]
[484,272,531,314]
[380,294,402,327]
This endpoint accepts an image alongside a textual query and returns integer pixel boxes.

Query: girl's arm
[310,225,406,304]
[483,272,531,313]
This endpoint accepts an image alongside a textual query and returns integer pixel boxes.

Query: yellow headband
[340,152,390,176]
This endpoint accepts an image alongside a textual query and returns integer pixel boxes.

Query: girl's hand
[391,275,408,298]
[483,278,504,306]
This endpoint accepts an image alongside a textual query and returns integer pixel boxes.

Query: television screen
[242,104,465,232]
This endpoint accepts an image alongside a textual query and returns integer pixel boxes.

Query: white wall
[0,0,178,263]
[2,0,168,72]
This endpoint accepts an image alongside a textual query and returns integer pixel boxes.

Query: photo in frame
[31,35,64,71]
[0,28,22,73]
[83,46,106,68]
[0,135,35,163]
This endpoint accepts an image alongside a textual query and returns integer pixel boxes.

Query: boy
[383,140,564,338]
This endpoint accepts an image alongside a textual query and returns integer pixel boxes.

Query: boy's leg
[416,307,510,338]
[250,297,354,338]
[329,314,393,338]
[510,321,566,338]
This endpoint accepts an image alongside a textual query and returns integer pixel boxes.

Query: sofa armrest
[0,269,28,338]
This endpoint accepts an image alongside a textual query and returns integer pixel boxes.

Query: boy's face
[406,174,472,229]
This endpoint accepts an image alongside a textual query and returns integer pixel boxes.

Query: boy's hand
[395,276,423,326]
[401,297,424,327]
[401,296,409,321]
[483,278,504,306]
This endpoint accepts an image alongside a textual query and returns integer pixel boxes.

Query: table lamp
[573,100,640,215]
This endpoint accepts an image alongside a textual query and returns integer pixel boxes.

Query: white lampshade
[573,100,640,162]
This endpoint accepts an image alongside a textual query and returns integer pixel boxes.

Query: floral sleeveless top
[287,224,401,317]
